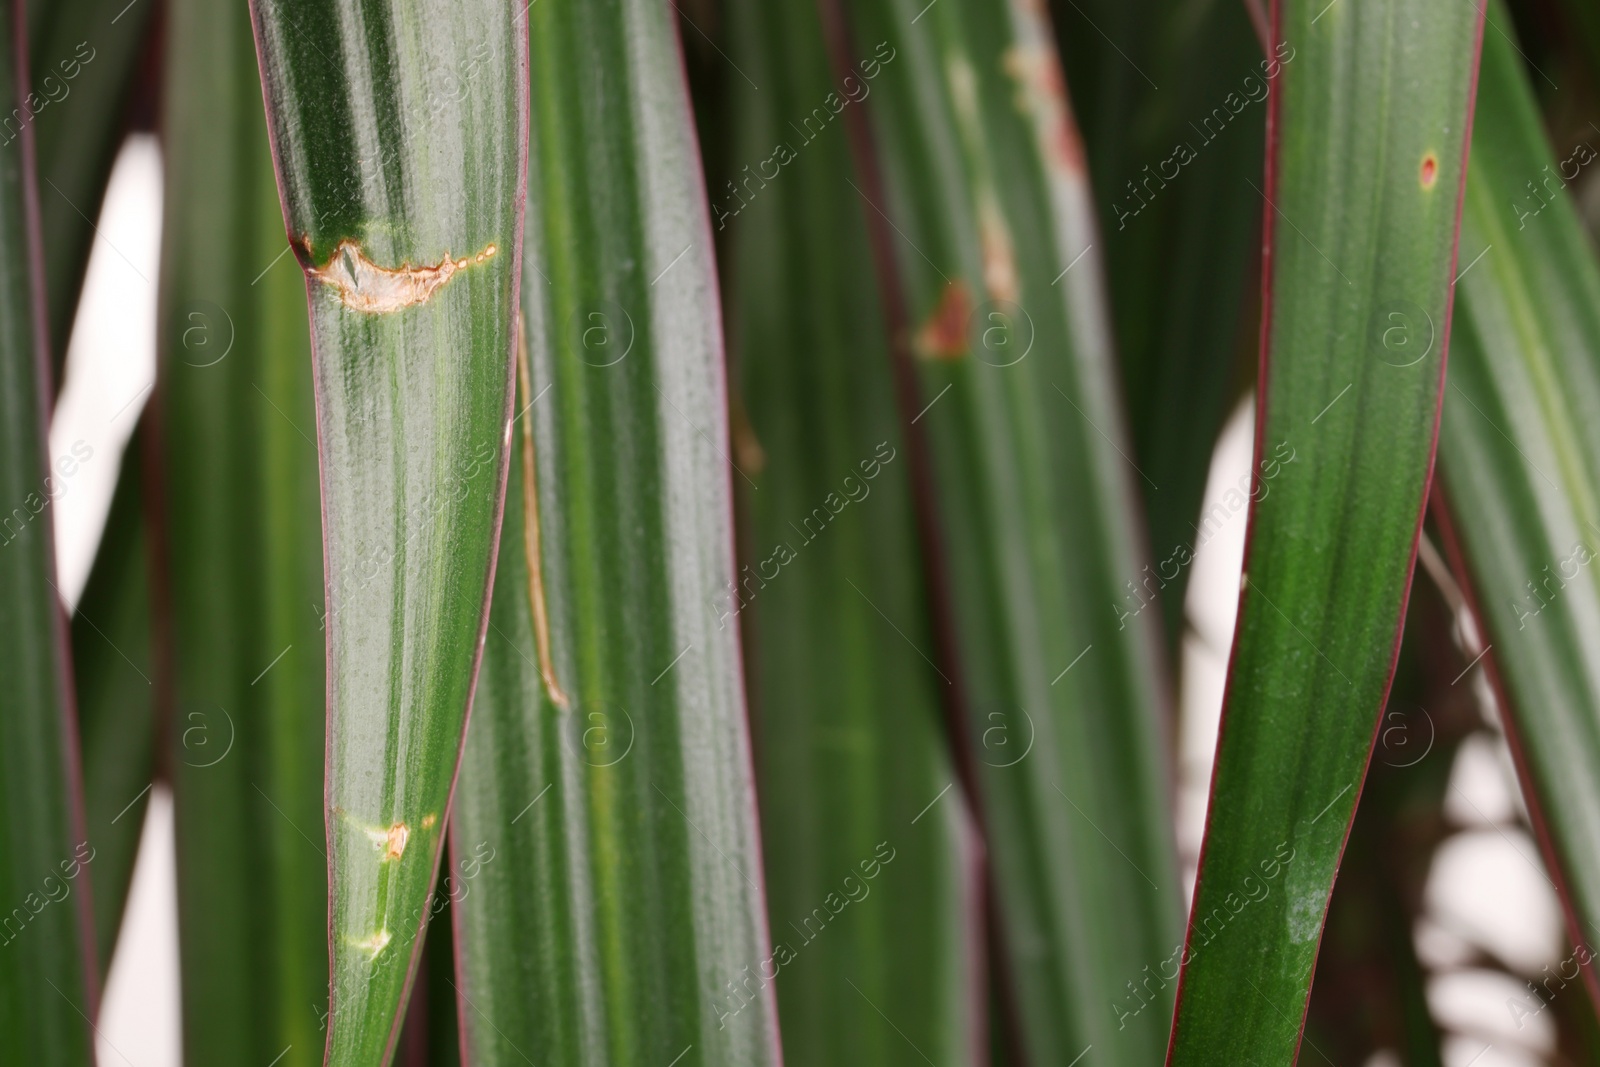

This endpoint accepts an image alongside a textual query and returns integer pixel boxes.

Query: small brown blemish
[383,822,409,861]
[978,200,1020,304]
[730,401,767,476]
[1420,152,1439,190]
[307,238,497,313]
[1001,43,1085,176]
[420,813,437,831]
[914,281,973,361]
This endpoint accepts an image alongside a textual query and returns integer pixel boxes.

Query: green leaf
[159,0,326,1060]
[723,0,982,1063]
[0,0,95,1057]
[70,434,155,978]
[448,1,780,1063]
[1058,0,1265,651]
[1166,2,1484,1062]
[1305,595,1457,1067]
[30,0,157,376]
[1436,5,1600,1002]
[247,0,526,1060]
[833,0,1182,1062]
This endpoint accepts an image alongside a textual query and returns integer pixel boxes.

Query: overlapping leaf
[448,0,779,1064]
[723,0,982,1062]
[160,0,325,1059]
[0,0,96,1057]
[1436,5,1600,1008]
[1056,0,1265,651]
[833,0,1183,1061]
[248,0,525,1059]
[1167,0,1484,1061]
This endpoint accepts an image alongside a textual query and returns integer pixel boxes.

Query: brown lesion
[914,280,974,361]
[304,237,498,313]
[382,822,409,861]
[978,200,1020,304]
[1001,40,1087,177]
[516,318,571,710]
[1419,151,1439,190]
[729,399,767,476]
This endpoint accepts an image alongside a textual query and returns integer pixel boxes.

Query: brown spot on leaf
[1420,151,1438,190]
[730,401,767,475]
[978,201,1020,304]
[915,281,973,361]
[1002,44,1085,176]
[383,822,409,861]
[307,239,497,313]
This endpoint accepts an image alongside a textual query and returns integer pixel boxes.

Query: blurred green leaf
[723,0,983,1062]
[248,0,525,1059]
[160,0,327,1061]
[1058,0,1265,651]
[1436,2,1600,1009]
[0,0,95,1056]
[447,1,780,1064]
[30,0,156,376]
[832,0,1183,1061]
[1167,1,1483,1062]
[70,434,155,978]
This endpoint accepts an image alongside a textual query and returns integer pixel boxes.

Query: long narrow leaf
[0,0,96,1056]
[1057,0,1265,651]
[724,0,982,1061]
[161,0,326,1060]
[1435,4,1600,1010]
[448,1,781,1063]
[1166,1,1484,1062]
[831,0,1183,1061]
[248,1,526,1060]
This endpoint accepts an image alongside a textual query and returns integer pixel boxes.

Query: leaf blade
[831,0,1184,1061]
[247,0,527,1059]
[724,0,984,1061]
[1435,3,1600,1009]
[0,0,96,1056]
[1166,2,1485,1062]
[448,1,782,1064]
[159,0,328,1058]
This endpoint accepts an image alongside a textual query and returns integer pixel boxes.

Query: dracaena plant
[8,0,1600,1063]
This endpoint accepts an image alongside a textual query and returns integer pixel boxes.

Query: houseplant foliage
[448,0,781,1063]
[7,0,1600,1063]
